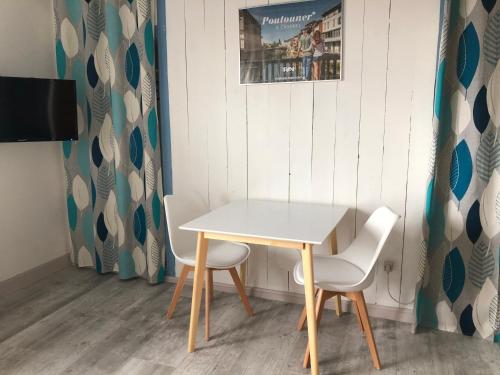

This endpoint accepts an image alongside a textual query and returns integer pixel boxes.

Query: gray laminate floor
[1,267,499,375]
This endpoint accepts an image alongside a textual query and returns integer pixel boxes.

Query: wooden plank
[354,0,391,304]
[376,0,418,308]
[266,83,292,292]
[165,0,190,277]
[399,0,440,307]
[204,0,234,286]
[225,0,248,201]
[244,0,271,290]
[332,0,365,252]
[205,0,230,210]
[184,0,210,211]
[246,83,270,289]
[310,81,337,206]
[289,83,314,203]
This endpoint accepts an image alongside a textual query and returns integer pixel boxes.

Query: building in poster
[239,0,342,84]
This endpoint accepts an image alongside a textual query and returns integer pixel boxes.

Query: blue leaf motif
[442,248,466,304]
[415,289,437,329]
[457,23,480,89]
[144,21,154,65]
[473,86,490,134]
[56,40,66,79]
[118,250,136,279]
[157,265,166,283]
[426,179,445,255]
[482,0,497,13]
[67,194,78,231]
[434,60,447,119]
[91,136,103,167]
[130,127,144,170]
[153,192,161,230]
[82,211,94,249]
[148,109,158,149]
[125,43,140,89]
[134,205,147,245]
[466,200,482,244]
[115,171,131,218]
[87,55,98,89]
[65,0,82,24]
[86,99,92,131]
[96,212,108,242]
[460,304,476,336]
[82,16,86,47]
[95,251,102,273]
[63,141,72,159]
[105,3,122,54]
[449,140,473,201]
[91,178,96,209]
[110,90,126,137]
[77,139,90,177]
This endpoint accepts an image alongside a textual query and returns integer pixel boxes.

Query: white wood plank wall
[164,0,441,312]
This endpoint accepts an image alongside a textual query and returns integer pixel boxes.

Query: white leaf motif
[487,62,500,128]
[480,170,500,238]
[124,90,140,123]
[72,175,89,211]
[451,90,471,134]
[129,171,144,202]
[473,278,497,338]
[61,18,78,58]
[119,5,136,40]
[445,199,464,241]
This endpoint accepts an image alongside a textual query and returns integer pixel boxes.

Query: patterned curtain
[416,0,500,341]
[54,0,166,284]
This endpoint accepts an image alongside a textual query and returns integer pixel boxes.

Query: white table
[180,199,348,375]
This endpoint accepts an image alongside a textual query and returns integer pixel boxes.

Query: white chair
[294,207,399,369]
[164,195,253,341]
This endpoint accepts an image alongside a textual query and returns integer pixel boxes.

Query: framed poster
[239,0,343,84]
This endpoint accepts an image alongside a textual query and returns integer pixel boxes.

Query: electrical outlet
[384,261,394,273]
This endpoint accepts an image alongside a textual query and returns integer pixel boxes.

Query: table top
[179,199,348,245]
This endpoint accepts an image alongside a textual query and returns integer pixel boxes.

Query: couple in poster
[299,27,325,80]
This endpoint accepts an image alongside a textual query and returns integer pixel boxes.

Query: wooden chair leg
[334,295,342,316]
[297,288,318,331]
[205,269,213,341]
[303,289,328,368]
[166,265,192,319]
[240,260,247,289]
[353,300,365,333]
[228,267,254,316]
[348,291,381,369]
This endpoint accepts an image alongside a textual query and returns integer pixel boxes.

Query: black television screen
[0,76,78,142]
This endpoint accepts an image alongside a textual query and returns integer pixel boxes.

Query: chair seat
[293,255,368,292]
[179,241,250,269]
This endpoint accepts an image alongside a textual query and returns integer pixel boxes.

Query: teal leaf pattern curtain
[54,0,166,284]
[417,0,500,342]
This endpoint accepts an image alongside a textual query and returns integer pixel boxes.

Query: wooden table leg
[302,243,319,375]
[330,229,342,317]
[188,232,209,353]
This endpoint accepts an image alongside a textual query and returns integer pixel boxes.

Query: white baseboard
[166,276,415,324]
[0,254,70,296]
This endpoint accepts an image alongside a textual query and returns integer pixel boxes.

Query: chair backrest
[338,207,399,284]
[164,194,208,261]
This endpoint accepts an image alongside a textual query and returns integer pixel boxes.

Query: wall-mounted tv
[0,76,78,142]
